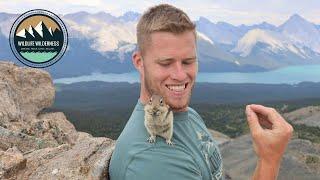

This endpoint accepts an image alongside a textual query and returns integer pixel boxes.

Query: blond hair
[137,4,196,55]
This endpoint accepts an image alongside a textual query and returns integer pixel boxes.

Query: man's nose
[171,62,187,81]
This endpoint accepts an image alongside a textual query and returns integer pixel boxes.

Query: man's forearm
[252,159,281,180]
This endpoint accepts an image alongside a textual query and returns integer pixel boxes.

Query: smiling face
[133,30,198,112]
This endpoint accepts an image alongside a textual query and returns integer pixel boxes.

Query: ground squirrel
[144,94,174,145]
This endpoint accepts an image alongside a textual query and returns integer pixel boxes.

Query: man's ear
[132,51,144,74]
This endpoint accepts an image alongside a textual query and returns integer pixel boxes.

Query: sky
[0,0,319,26]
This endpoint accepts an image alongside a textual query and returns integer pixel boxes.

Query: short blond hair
[137,4,196,55]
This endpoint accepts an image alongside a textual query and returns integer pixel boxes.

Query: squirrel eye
[160,98,163,105]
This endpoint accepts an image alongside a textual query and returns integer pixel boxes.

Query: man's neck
[139,96,149,105]
[138,97,188,112]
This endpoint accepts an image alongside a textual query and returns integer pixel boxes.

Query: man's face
[141,30,198,111]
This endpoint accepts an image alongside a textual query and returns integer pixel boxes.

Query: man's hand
[245,104,294,180]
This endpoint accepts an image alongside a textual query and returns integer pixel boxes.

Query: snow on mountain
[253,22,277,30]
[91,23,136,53]
[279,14,320,54]
[232,29,306,58]
[234,60,240,65]
[1,11,318,59]
[117,43,136,62]
[1,11,320,73]
[197,31,214,45]
[0,13,18,36]
[196,17,244,45]
[232,15,320,59]
[63,11,118,25]
[196,17,277,46]
[63,19,91,39]
[117,43,136,53]
[118,11,140,22]
[238,22,277,32]
[63,13,137,53]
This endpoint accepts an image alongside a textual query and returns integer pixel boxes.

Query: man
[109,4,293,180]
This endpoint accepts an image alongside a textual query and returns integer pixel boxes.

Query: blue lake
[54,65,320,84]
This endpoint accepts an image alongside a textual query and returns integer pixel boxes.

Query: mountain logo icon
[9,9,68,68]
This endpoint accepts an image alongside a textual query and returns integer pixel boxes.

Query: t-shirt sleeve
[124,148,202,180]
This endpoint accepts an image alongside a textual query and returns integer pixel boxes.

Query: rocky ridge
[0,61,115,180]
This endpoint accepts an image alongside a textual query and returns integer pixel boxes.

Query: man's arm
[252,158,280,180]
[245,104,293,180]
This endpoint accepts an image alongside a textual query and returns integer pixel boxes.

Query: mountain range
[0,11,319,78]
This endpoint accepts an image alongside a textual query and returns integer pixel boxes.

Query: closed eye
[159,62,171,67]
[183,58,196,65]
[157,58,173,67]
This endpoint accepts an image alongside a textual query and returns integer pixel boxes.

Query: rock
[16,136,115,179]
[219,134,320,180]
[0,126,58,153]
[51,168,58,175]
[0,81,22,129]
[36,112,79,145]
[0,61,115,180]
[0,147,26,179]
[208,128,231,146]
[283,106,320,127]
[0,61,55,121]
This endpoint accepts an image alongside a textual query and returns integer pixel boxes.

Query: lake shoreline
[53,64,320,85]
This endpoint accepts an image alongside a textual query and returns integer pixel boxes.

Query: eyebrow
[156,56,197,63]
[183,56,197,61]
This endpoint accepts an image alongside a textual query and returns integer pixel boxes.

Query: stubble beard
[143,70,193,111]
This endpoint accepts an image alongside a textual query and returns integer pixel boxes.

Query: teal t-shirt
[109,99,224,180]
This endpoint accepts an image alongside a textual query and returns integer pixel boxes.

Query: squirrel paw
[147,136,156,143]
[166,139,174,146]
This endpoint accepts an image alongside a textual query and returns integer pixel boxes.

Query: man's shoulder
[188,107,201,118]
[187,106,206,125]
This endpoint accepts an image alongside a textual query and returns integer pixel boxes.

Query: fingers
[249,104,280,125]
[258,118,273,129]
[246,105,263,135]
[254,112,273,129]
[249,104,294,131]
